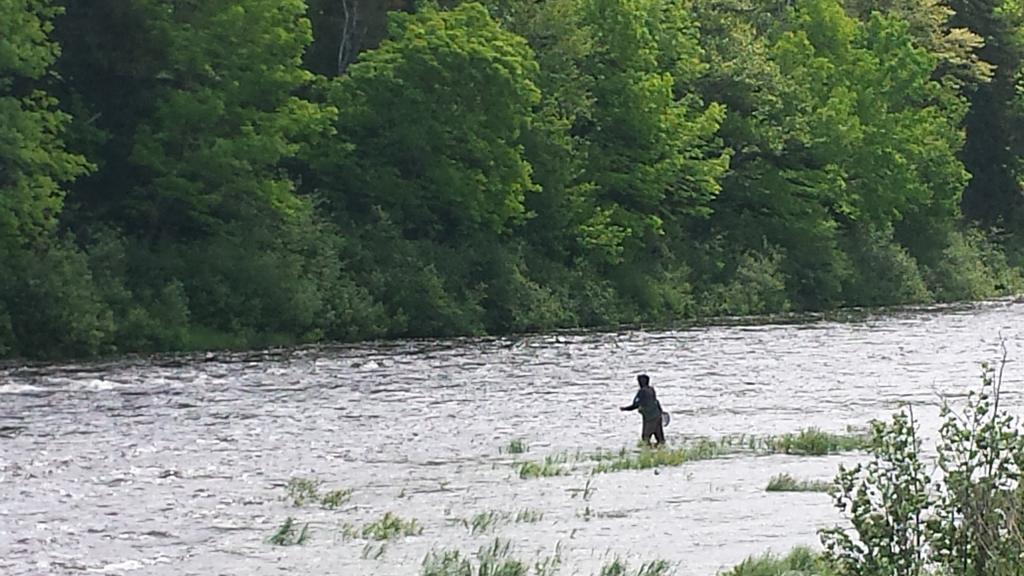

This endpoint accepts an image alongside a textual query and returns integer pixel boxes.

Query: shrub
[926,229,1023,302]
[821,356,1024,576]
[699,249,791,316]
[0,240,113,358]
[842,226,931,307]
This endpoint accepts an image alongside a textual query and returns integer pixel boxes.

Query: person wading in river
[620,374,665,447]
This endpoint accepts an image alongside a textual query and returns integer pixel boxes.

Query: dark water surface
[2,301,1023,575]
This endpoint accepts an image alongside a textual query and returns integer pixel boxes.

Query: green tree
[949,0,1024,227]
[0,0,104,358]
[128,0,325,239]
[0,0,90,249]
[316,2,541,240]
[578,0,728,265]
[52,0,360,351]
[845,0,993,87]
[697,0,968,308]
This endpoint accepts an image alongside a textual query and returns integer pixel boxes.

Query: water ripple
[1,301,1023,575]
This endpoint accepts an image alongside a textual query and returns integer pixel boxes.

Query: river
[2,300,1023,576]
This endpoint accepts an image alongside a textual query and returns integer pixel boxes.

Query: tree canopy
[1,0,1023,358]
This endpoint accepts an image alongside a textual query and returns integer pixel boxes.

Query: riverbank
[5,291,1022,366]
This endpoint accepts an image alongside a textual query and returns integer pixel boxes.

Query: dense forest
[3,0,1024,359]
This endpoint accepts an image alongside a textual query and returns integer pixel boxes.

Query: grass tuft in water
[515,508,544,523]
[466,510,505,535]
[591,439,724,473]
[720,546,830,575]
[456,508,545,534]
[509,427,866,479]
[589,428,867,475]
[765,473,832,493]
[534,543,562,576]
[422,539,530,576]
[421,549,473,576]
[321,487,353,509]
[267,516,310,546]
[285,478,322,507]
[517,455,567,479]
[362,541,388,560]
[759,428,867,455]
[599,558,673,576]
[361,512,423,541]
[420,539,564,576]
[284,477,353,509]
[501,439,530,455]
[478,539,529,576]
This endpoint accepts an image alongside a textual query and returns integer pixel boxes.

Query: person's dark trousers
[642,416,665,446]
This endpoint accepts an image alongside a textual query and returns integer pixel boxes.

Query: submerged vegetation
[590,440,726,473]
[267,517,310,546]
[284,478,321,507]
[284,477,352,509]
[517,456,569,479]
[419,539,671,576]
[459,509,545,535]
[5,0,1024,360]
[421,539,563,576]
[359,512,423,541]
[320,487,354,510]
[512,428,867,477]
[755,429,868,456]
[598,559,674,576]
[765,474,832,493]
[464,511,506,535]
[721,547,828,576]
[501,439,530,455]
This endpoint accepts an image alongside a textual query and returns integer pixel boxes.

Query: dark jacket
[623,386,662,420]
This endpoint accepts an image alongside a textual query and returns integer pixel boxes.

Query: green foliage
[456,508,545,535]
[820,359,1024,576]
[0,0,91,248]
[842,226,932,307]
[319,2,540,240]
[4,0,1024,359]
[953,0,1024,227]
[698,249,792,317]
[820,411,930,575]
[0,240,113,358]
[578,0,728,264]
[320,488,353,510]
[124,0,322,237]
[929,360,1024,575]
[514,509,543,523]
[925,229,1024,301]
[587,428,865,474]
[0,0,100,359]
[465,511,505,535]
